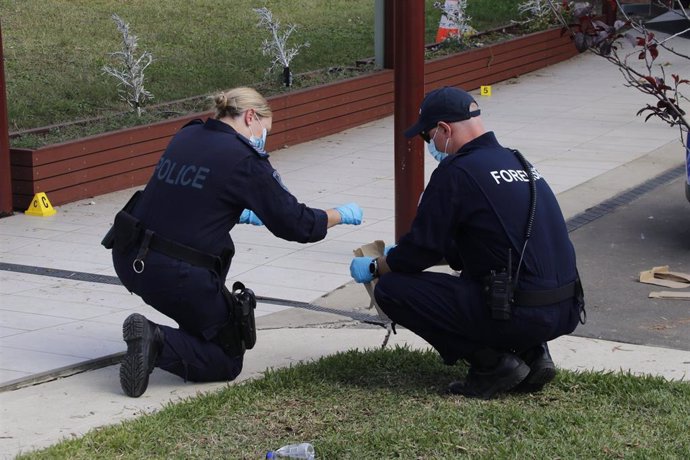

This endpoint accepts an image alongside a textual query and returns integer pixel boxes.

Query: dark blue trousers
[113,249,243,382]
[374,271,580,365]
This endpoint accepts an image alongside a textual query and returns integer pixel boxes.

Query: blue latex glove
[239,209,264,226]
[350,256,374,283]
[384,244,396,256]
[335,202,363,225]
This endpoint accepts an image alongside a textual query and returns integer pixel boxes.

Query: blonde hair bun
[214,87,272,120]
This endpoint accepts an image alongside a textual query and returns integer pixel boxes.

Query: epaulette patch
[272,170,289,192]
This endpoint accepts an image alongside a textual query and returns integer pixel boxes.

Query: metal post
[374,0,385,68]
[393,0,425,241]
[384,0,396,69]
[0,22,13,216]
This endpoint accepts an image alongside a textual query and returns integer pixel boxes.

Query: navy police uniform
[375,132,582,365]
[113,118,329,382]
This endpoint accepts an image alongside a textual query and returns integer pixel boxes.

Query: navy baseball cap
[404,86,481,139]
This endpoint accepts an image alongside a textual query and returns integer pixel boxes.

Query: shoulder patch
[272,170,289,192]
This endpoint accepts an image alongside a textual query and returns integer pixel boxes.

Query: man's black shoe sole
[512,362,557,393]
[448,360,530,399]
[120,313,155,398]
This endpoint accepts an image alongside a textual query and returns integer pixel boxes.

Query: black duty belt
[138,230,222,274]
[129,226,224,276]
[102,191,228,276]
[513,280,579,307]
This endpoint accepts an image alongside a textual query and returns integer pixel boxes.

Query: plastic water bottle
[266,442,315,459]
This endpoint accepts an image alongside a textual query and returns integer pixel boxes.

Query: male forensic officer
[350,86,584,399]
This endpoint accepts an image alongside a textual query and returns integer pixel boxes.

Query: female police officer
[109,87,363,397]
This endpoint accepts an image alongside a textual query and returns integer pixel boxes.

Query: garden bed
[9,27,577,210]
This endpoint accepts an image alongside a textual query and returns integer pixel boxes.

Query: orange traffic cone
[435,0,460,43]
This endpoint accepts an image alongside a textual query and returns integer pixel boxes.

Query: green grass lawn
[17,347,690,459]
[2,0,522,135]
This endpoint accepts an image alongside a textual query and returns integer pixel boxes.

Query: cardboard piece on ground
[649,291,690,300]
[639,266,690,289]
[353,240,391,324]
[353,240,395,347]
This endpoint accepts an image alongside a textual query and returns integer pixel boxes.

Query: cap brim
[404,120,427,139]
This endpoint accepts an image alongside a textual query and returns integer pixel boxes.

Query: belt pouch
[101,190,143,249]
[113,211,143,254]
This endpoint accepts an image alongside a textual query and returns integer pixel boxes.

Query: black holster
[113,210,144,255]
[214,282,257,358]
[101,190,143,250]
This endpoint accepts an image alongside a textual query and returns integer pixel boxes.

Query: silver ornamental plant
[518,0,563,28]
[433,0,476,43]
[253,7,310,87]
[518,0,554,17]
[102,13,154,116]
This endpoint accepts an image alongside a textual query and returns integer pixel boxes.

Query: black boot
[448,351,529,399]
[120,313,164,398]
[512,343,557,393]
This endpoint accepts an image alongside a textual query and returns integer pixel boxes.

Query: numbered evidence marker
[25,192,56,217]
[480,85,492,96]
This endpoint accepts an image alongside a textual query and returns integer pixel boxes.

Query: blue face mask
[249,117,267,153]
[428,127,449,162]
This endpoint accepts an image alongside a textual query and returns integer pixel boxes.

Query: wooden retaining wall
[9,28,577,210]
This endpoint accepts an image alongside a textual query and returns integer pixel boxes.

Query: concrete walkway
[2,39,690,458]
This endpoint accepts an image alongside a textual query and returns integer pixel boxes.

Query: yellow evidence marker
[480,85,492,96]
[25,192,56,217]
